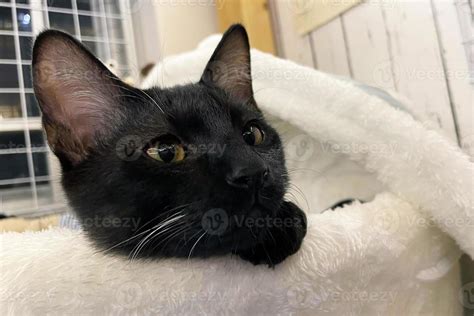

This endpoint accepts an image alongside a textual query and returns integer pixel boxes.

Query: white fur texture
[1,36,472,315]
[0,194,463,315]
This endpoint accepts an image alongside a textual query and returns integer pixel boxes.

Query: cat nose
[226,166,269,189]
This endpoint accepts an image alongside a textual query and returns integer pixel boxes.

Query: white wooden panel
[271,0,315,67]
[382,1,457,141]
[295,0,361,34]
[310,17,351,77]
[432,0,474,156]
[342,2,396,91]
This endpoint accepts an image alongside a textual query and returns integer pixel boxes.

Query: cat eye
[242,122,264,146]
[145,135,186,163]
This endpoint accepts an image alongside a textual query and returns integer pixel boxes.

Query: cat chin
[91,200,305,266]
[233,201,307,267]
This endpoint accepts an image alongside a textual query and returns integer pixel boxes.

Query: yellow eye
[243,123,264,146]
[146,136,185,163]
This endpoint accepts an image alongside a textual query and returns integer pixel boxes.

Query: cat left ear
[33,30,126,167]
[200,24,255,106]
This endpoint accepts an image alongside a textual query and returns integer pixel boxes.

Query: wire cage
[0,0,137,217]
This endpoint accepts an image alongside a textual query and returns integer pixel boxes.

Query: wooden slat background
[271,0,473,148]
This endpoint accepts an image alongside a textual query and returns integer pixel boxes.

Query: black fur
[32,25,306,267]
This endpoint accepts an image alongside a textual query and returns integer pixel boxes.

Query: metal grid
[0,0,137,216]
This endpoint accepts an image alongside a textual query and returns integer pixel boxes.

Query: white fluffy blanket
[1,35,473,315]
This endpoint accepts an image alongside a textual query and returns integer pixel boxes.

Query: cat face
[32,25,293,260]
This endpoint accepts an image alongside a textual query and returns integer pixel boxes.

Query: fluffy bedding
[1,35,472,315]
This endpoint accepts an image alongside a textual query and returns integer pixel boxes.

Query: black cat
[32,24,306,267]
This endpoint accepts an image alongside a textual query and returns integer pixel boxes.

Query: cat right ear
[200,24,255,107]
[33,30,125,168]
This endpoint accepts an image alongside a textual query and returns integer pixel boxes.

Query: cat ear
[33,30,124,167]
[200,24,255,106]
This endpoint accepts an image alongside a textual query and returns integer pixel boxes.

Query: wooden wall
[271,0,473,154]
[216,0,276,54]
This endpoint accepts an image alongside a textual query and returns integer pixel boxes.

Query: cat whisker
[131,219,184,261]
[286,167,324,175]
[100,226,156,255]
[105,81,148,103]
[100,203,193,257]
[266,227,277,246]
[134,202,195,234]
[101,212,189,255]
[138,221,189,258]
[187,230,207,261]
[129,213,186,260]
[261,239,274,267]
[112,94,149,102]
[104,78,166,115]
[174,227,202,256]
[284,191,299,204]
[110,208,184,246]
[287,183,309,212]
[131,216,185,261]
[142,89,166,115]
[149,223,193,254]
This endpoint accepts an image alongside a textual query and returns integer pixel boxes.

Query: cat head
[33,25,289,258]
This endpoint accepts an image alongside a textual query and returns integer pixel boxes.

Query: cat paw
[236,201,307,267]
